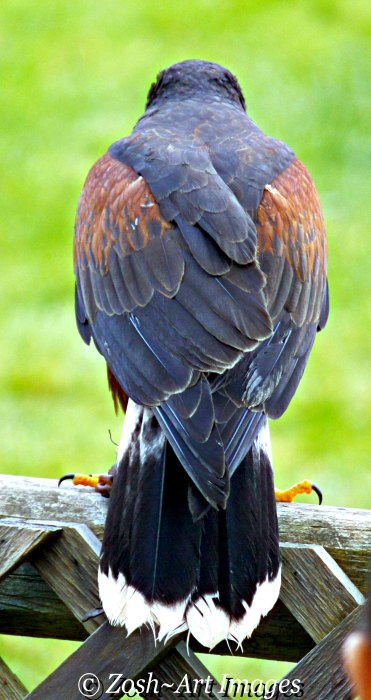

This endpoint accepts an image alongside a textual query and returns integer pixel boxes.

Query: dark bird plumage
[74,59,328,647]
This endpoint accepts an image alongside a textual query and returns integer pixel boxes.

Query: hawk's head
[146,59,246,111]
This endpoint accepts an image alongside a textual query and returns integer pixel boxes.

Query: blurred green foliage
[1,0,370,693]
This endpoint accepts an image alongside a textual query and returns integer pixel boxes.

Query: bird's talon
[58,472,113,496]
[275,479,323,505]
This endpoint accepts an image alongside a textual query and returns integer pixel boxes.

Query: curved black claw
[58,473,76,487]
[311,482,323,505]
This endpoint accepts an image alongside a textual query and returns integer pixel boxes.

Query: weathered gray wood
[31,522,104,635]
[0,657,28,700]
[0,474,368,697]
[276,604,365,700]
[278,502,371,593]
[1,476,369,590]
[0,562,87,640]
[0,476,107,536]
[0,521,60,581]
[280,543,364,643]
[142,641,222,699]
[25,621,182,700]
[0,475,369,551]
[0,517,103,635]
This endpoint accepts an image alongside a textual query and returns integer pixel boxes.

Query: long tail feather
[98,402,280,648]
[186,418,280,648]
[99,401,202,639]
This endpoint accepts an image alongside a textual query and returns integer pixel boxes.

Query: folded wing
[74,147,272,508]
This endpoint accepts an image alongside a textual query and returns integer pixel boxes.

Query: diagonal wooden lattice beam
[24,622,183,700]
[0,520,60,581]
[280,543,365,643]
[142,641,222,700]
[0,562,87,641]
[276,603,366,700]
[1,522,223,699]
[0,518,104,635]
[0,657,28,700]
[30,522,104,635]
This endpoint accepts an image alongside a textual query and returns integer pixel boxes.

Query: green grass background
[1,0,370,693]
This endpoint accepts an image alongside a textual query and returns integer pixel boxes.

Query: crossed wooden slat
[0,475,370,700]
[0,657,28,700]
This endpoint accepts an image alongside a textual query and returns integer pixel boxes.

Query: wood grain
[280,543,364,643]
[0,657,28,700]
[31,522,103,635]
[0,520,60,581]
[24,622,182,700]
[276,604,366,700]
[278,502,371,594]
[0,474,369,698]
[141,641,223,700]
[0,562,87,641]
[1,475,369,596]
[0,476,108,536]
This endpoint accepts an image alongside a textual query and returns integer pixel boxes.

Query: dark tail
[98,401,280,647]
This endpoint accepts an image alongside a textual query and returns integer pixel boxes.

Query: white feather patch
[98,565,281,647]
[186,595,231,649]
[98,568,152,630]
[152,599,189,641]
[228,568,281,646]
[256,419,273,463]
[116,399,143,464]
[98,567,190,639]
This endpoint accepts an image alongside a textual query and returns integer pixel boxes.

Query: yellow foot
[58,472,113,497]
[275,479,322,504]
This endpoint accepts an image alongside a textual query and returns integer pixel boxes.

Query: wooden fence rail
[0,474,370,699]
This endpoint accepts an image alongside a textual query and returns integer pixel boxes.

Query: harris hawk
[71,60,329,648]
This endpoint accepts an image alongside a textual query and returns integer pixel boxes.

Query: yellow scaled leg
[275,479,322,504]
[58,471,114,497]
[71,474,100,487]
